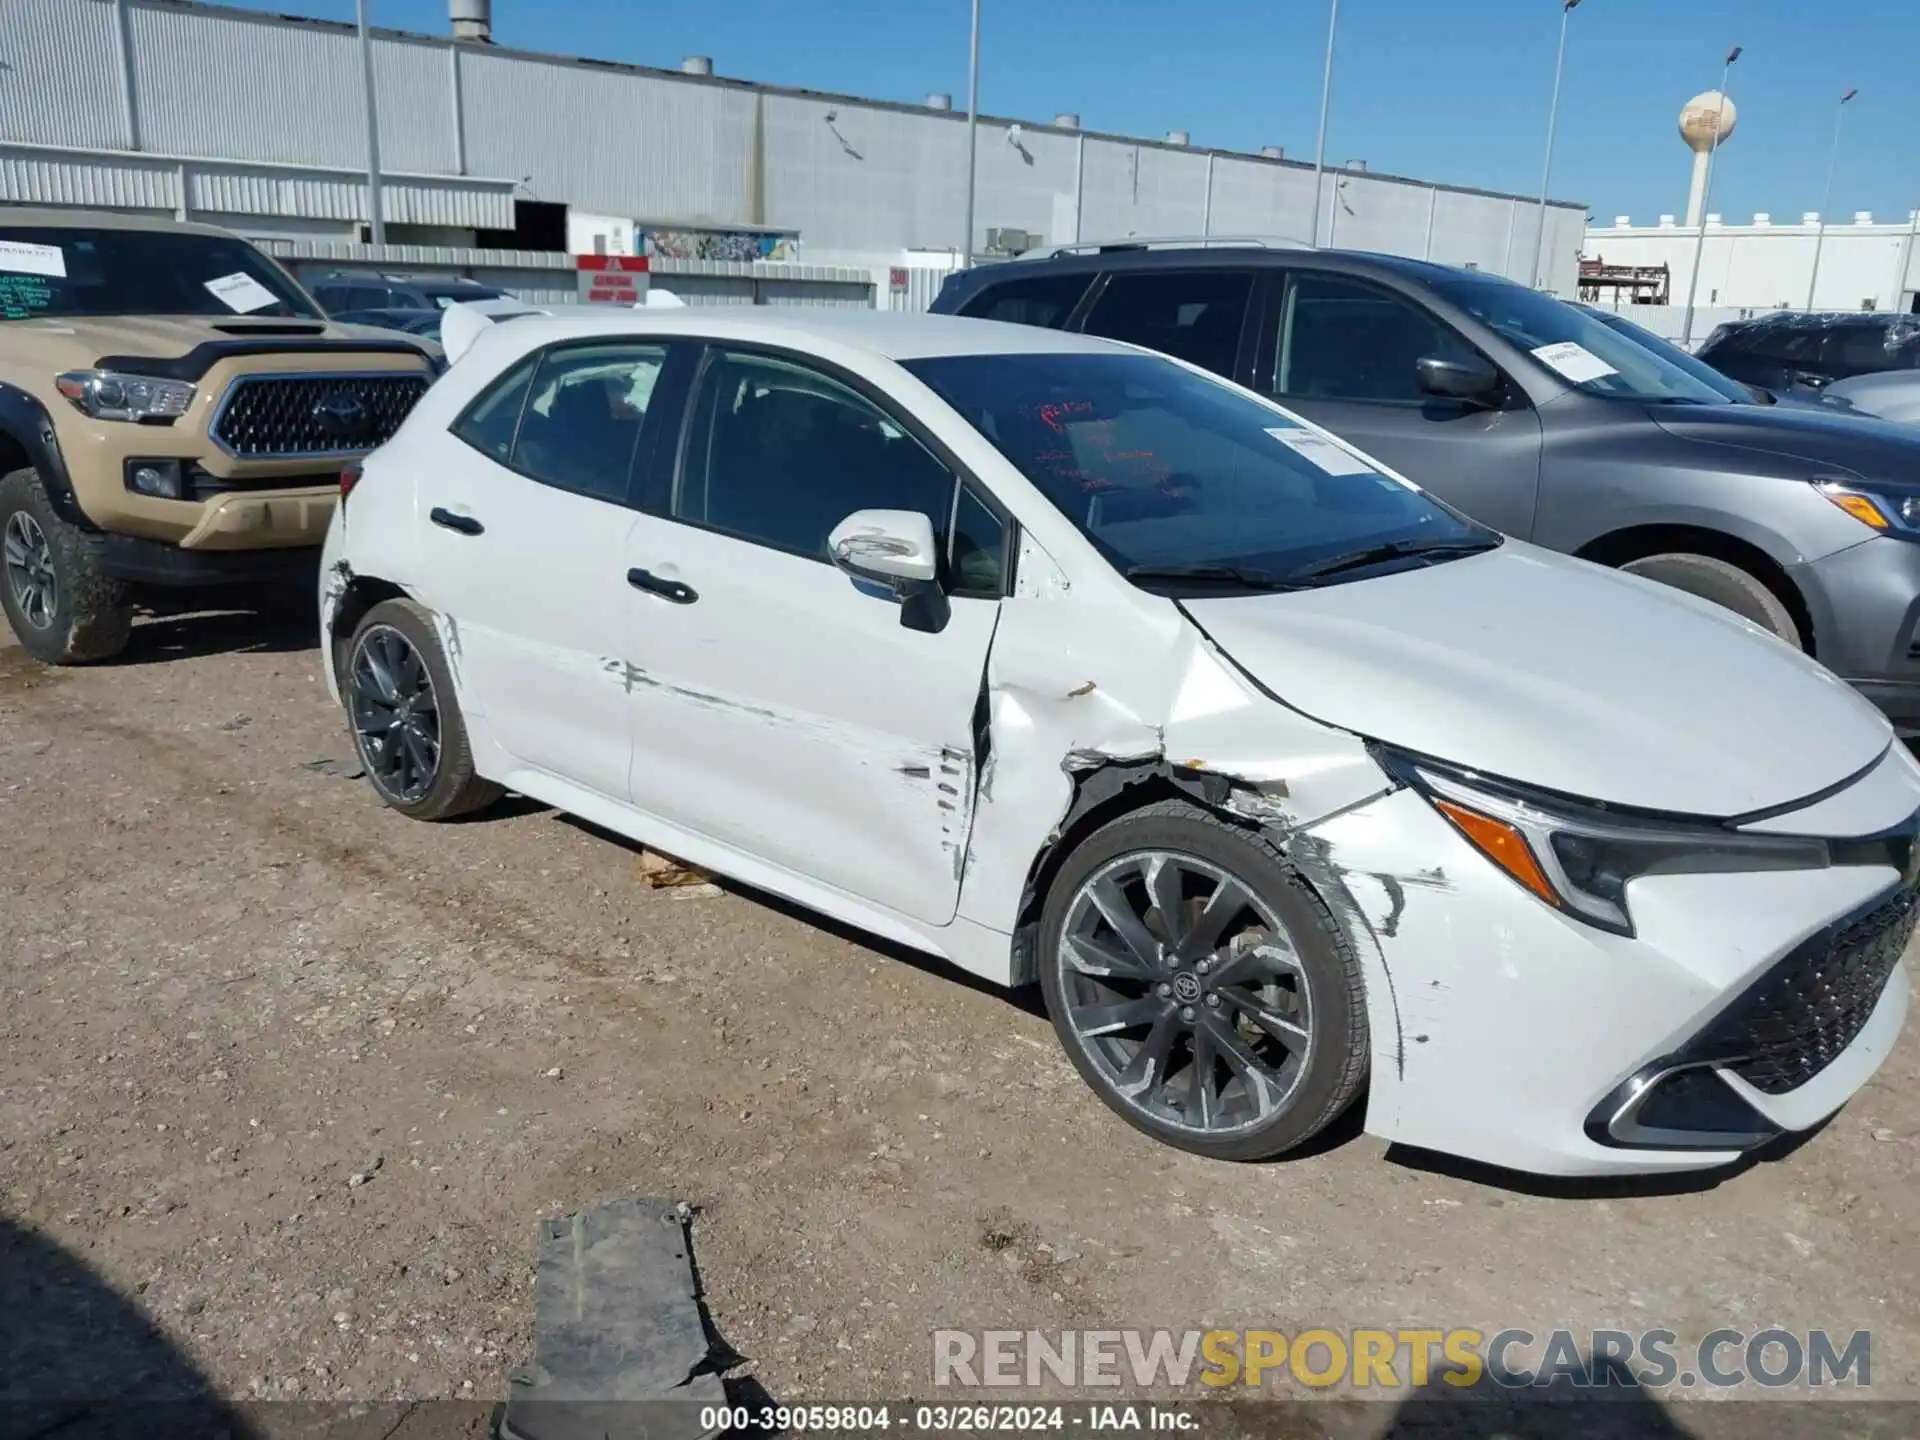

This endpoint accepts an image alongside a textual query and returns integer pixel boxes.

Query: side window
[959,273,1094,330]
[312,283,350,312]
[1273,273,1474,403]
[949,484,1007,597]
[677,350,958,563]
[509,343,667,503]
[450,354,537,463]
[1826,324,1895,374]
[1080,270,1254,377]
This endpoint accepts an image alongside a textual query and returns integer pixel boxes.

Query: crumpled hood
[1649,402,1920,482]
[1184,543,1890,818]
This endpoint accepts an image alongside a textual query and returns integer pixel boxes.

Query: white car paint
[322,307,1915,1178]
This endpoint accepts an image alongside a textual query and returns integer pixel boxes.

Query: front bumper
[1790,535,1920,735]
[1300,783,1914,1177]
[98,532,321,587]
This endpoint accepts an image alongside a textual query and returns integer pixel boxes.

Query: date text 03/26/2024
[698,1406,1195,1432]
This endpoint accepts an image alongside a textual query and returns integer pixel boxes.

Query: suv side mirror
[1416,353,1501,404]
[828,509,949,633]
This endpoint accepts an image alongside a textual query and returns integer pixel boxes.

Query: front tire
[1038,801,1369,1161]
[0,468,133,664]
[344,599,502,821]
[1619,551,1804,650]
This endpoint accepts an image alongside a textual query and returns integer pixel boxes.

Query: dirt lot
[2,595,1918,1436]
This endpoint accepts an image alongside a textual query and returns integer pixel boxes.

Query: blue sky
[230,0,1920,226]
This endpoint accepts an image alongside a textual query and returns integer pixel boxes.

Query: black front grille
[1686,884,1917,1094]
[211,373,428,458]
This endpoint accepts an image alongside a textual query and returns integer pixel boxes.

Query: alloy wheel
[349,624,442,804]
[1057,850,1314,1137]
[3,511,58,631]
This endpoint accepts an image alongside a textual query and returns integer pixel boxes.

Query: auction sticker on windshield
[204,271,280,314]
[1531,341,1618,384]
[1265,428,1378,476]
[0,240,66,279]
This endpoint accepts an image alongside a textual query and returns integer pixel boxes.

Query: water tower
[1680,90,1737,226]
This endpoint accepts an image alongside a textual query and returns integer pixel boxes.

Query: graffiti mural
[641,228,799,262]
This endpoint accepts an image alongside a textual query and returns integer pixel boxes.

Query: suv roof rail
[1013,233,1314,259]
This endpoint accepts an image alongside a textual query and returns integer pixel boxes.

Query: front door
[1254,271,1544,538]
[421,338,681,801]
[620,346,1009,926]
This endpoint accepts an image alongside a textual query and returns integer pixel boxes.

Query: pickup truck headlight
[1380,751,1832,936]
[1814,479,1920,537]
[55,370,196,423]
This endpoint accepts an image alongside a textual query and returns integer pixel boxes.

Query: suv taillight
[340,462,363,503]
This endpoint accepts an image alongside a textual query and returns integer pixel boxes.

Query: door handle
[626,568,698,605]
[430,507,484,536]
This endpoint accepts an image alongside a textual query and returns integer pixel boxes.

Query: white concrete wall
[1585,216,1920,315]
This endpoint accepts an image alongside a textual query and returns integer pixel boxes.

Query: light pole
[1679,45,1740,349]
[1806,87,1858,312]
[356,0,385,245]
[961,0,981,266]
[1308,0,1339,248]
[1530,0,1582,290]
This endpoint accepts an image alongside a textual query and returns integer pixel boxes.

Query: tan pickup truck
[0,208,436,662]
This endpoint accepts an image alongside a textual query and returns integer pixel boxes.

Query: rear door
[1250,269,1544,538]
[422,337,690,802]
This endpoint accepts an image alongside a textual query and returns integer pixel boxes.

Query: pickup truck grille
[210,372,428,458]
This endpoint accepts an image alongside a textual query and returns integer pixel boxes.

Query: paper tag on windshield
[1266,428,1378,476]
[204,271,279,313]
[1531,341,1617,384]
[0,241,66,278]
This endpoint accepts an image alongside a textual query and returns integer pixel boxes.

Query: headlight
[1381,751,1831,936]
[1814,479,1920,537]
[55,370,196,423]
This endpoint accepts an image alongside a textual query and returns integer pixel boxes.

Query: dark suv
[308,273,506,315]
[931,242,1920,735]
[1695,313,1920,395]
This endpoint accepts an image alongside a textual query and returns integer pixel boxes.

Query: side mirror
[1416,353,1501,404]
[828,508,949,633]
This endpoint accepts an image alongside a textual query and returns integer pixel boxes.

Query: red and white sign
[576,253,650,305]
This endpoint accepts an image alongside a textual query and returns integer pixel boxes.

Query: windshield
[0,226,320,322]
[1433,279,1732,405]
[903,352,1497,585]
[1584,308,1756,403]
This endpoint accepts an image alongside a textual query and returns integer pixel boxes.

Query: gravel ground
[1,596,1916,1437]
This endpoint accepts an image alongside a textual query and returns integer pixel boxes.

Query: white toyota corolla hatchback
[319,307,1915,1178]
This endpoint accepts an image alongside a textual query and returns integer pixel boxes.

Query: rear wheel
[345,599,502,821]
[1039,801,1369,1161]
[0,468,133,663]
[1619,551,1804,650]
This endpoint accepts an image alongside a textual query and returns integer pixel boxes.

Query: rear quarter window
[958,272,1093,329]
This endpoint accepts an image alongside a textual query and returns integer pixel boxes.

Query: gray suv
[932,245,1920,735]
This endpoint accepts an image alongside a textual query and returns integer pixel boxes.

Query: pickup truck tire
[1619,551,1804,651]
[0,467,134,664]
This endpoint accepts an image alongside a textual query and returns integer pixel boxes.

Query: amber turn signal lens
[1818,488,1890,529]
[1432,798,1561,907]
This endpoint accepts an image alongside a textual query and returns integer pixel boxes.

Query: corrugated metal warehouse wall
[0,0,1588,292]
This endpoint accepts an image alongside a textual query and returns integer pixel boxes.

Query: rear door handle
[627,568,698,605]
[430,507,484,536]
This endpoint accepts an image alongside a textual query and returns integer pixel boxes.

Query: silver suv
[933,244,1920,736]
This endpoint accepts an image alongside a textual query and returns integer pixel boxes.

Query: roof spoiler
[439,290,689,367]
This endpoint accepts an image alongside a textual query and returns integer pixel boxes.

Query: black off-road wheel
[1039,801,1370,1161]
[0,468,133,664]
[344,599,502,821]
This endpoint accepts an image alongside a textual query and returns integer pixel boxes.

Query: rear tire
[0,468,133,664]
[1038,800,1369,1162]
[1619,551,1804,650]
[344,598,502,821]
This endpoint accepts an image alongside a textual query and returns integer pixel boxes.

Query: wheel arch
[1575,523,1816,657]
[0,384,96,530]
[326,572,410,693]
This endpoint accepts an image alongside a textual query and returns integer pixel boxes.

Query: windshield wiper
[1123,562,1301,589]
[1283,536,1502,585]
